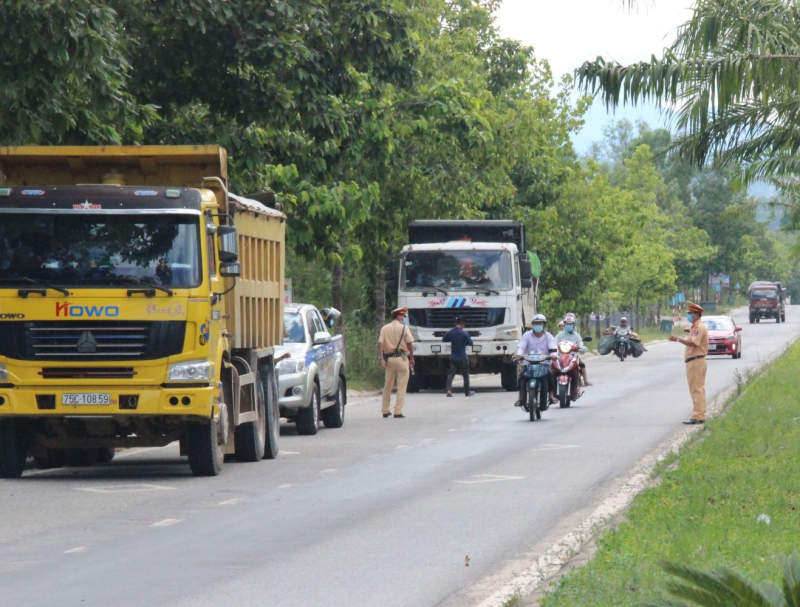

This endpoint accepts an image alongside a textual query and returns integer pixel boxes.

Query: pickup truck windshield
[0,213,201,288]
[284,313,306,343]
[401,250,513,292]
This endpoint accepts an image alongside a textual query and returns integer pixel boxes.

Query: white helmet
[532,313,546,324]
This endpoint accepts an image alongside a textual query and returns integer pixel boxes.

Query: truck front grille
[0,321,185,361]
[409,308,505,329]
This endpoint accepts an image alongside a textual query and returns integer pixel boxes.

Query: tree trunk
[375,265,387,334]
[605,293,611,329]
[331,234,345,335]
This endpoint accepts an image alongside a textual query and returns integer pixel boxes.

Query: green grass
[343,321,385,391]
[539,341,800,606]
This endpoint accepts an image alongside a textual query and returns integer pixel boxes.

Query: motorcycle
[519,352,551,422]
[615,333,631,361]
[551,336,592,408]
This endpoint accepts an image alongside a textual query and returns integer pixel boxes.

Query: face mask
[532,324,544,333]
[402,316,408,325]
[687,313,694,322]
[566,324,575,333]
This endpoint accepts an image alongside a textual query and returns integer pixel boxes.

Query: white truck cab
[397,221,537,392]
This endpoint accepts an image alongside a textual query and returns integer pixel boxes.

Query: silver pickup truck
[275,304,346,435]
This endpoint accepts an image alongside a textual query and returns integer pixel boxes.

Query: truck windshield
[401,250,513,292]
[0,213,201,288]
[750,290,777,300]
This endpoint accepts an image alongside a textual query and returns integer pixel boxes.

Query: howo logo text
[56,302,120,318]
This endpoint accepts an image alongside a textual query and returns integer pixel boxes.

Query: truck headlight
[278,359,304,375]
[502,328,519,338]
[0,364,7,382]
[167,360,212,382]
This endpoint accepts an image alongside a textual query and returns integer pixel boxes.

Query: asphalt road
[1,307,797,607]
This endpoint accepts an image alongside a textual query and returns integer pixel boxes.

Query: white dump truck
[396,220,537,392]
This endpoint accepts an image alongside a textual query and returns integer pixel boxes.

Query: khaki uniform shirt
[685,319,709,360]
[379,320,414,354]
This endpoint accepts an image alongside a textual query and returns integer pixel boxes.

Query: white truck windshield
[0,213,201,288]
[401,250,513,292]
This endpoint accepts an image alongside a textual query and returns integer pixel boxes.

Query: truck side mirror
[519,259,532,280]
[220,262,241,278]
[217,226,239,263]
[521,278,533,289]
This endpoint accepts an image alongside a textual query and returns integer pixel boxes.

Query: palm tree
[577,0,800,185]
[645,552,800,606]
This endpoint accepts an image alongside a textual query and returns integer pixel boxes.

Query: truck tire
[749,313,755,324]
[97,448,116,464]
[187,405,227,476]
[423,375,446,391]
[501,364,519,392]
[407,370,423,393]
[0,420,28,478]
[322,375,346,429]
[260,362,280,460]
[34,448,68,470]
[296,382,320,435]
[65,448,99,467]
[234,379,266,462]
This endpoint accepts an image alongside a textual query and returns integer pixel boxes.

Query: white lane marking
[455,474,525,485]
[150,518,184,528]
[395,445,411,450]
[279,450,300,456]
[217,498,243,506]
[529,444,581,453]
[277,484,296,489]
[470,419,479,423]
[77,483,176,494]
[448,428,458,432]
[320,468,339,474]
[64,546,89,554]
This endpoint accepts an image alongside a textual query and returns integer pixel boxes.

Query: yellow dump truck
[0,146,285,476]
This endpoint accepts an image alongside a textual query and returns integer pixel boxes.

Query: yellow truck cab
[0,146,285,477]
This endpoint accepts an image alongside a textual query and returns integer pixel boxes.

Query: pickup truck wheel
[322,375,346,429]
[234,380,266,462]
[260,362,280,459]
[187,406,226,476]
[296,383,320,435]
[0,420,29,478]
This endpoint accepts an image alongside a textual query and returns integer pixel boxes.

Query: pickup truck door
[308,309,335,395]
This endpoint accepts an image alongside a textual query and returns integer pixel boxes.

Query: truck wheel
[407,371,423,393]
[296,383,320,435]
[501,364,519,392]
[749,314,755,324]
[187,404,227,476]
[260,362,280,460]
[97,448,116,464]
[234,380,266,462]
[423,375,446,391]
[322,375,346,429]
[34,448,68,470]
[0,420,28,478]
[64,449,100,467]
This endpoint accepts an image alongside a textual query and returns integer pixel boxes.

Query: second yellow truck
[0,145,285,476]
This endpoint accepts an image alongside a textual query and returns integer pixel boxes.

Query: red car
[703,315,743,359]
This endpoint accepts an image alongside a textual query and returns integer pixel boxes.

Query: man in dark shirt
[443,317,476,397]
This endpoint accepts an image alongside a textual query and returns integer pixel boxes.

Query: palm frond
[783,552,800,607]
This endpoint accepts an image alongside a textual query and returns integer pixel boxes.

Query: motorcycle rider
[554,313,592,387]
[606,317,639,358]
[513,313,558,408]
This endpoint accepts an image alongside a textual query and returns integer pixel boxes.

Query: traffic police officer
[669,302,709,424]
[378,307,415,418]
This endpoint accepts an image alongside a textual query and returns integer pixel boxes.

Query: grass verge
[344,321,385,391]
[538,341,800,606]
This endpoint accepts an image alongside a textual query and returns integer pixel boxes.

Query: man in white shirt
[514,313,558,407]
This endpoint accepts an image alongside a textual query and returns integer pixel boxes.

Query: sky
[494,0,695,154]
